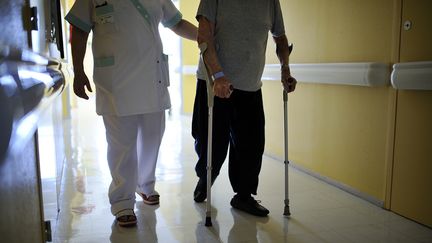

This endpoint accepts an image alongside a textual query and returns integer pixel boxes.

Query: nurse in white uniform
[65,0,196,227]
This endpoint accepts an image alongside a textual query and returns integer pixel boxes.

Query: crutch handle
[288,43,293,54]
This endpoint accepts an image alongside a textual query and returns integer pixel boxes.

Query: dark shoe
[230,195,269,217]
[193,178,207,202]
[193,177,215,203]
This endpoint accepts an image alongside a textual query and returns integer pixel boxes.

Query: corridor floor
[53,98,432,243]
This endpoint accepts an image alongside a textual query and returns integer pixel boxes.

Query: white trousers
[102,111,165,215]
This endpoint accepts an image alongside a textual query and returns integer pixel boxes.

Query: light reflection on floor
[52,97,432,243]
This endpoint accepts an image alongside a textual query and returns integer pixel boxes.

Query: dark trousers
[192,79,265,195]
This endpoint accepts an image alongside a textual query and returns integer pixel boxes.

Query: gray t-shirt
[196,0,285,91]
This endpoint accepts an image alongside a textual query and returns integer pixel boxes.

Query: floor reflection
[53,97,432,243]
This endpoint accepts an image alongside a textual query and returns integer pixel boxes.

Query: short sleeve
[271,0,285,37]
[161,0,182,28]
[196,0,217,23]
[64,0,93,33]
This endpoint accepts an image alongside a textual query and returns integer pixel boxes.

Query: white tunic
[65,0,182,116]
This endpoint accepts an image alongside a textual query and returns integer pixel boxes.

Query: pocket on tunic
[94,3,118,35]
[93,56,115,93]
[161,54,170,87]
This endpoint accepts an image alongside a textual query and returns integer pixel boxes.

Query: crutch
[283,44,293,217]
[198,42,214,227]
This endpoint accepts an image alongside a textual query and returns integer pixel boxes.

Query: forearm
[71,25,89,73]
[274,34,291,72]
[197,16,222,75]
[274,34,297,93]
[170,19,197,41]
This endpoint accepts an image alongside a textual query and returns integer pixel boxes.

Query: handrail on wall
[391,61,432,90]
[182,61,432,90]
[262,63,390,87]
[183,62,391,87]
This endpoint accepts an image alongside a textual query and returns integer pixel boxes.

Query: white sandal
[115,209,137,227]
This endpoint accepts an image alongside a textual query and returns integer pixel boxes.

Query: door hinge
[30,6,38,30]
[44,220,52,242]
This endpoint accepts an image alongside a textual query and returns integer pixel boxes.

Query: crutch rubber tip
[283,206,291,217]
[205,217,212,227]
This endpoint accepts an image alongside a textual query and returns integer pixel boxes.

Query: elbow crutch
[283,43,293,217]
[198,42,214,227]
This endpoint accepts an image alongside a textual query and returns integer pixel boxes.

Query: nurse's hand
[73,71,93,100]
[213,76,233,98]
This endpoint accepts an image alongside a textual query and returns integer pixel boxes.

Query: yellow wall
[263,0,398,202]
[268,0,396,63]
[182,74,197,113]
[264,83,396,200]
[180,0,199,113]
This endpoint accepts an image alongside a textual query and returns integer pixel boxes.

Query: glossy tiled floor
[54,98,432,243]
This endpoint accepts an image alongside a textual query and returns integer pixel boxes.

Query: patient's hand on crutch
[281,68,297,93]
[213,76,233,98]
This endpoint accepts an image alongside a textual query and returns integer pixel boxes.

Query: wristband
[211,71,225,80]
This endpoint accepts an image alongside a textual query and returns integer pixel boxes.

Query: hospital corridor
[47,98,430,243]
[1,0,432,242]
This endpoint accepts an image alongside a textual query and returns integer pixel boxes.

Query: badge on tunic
[95,3,115,24]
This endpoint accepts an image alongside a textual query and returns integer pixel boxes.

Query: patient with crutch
[191,0,297,218]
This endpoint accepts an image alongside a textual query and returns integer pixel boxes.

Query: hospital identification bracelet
[212,71,225,80]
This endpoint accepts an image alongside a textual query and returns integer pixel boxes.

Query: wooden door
[390,0,432,228]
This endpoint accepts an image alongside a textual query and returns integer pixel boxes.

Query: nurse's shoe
[116,209,137,227]
[138,192,160,205]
